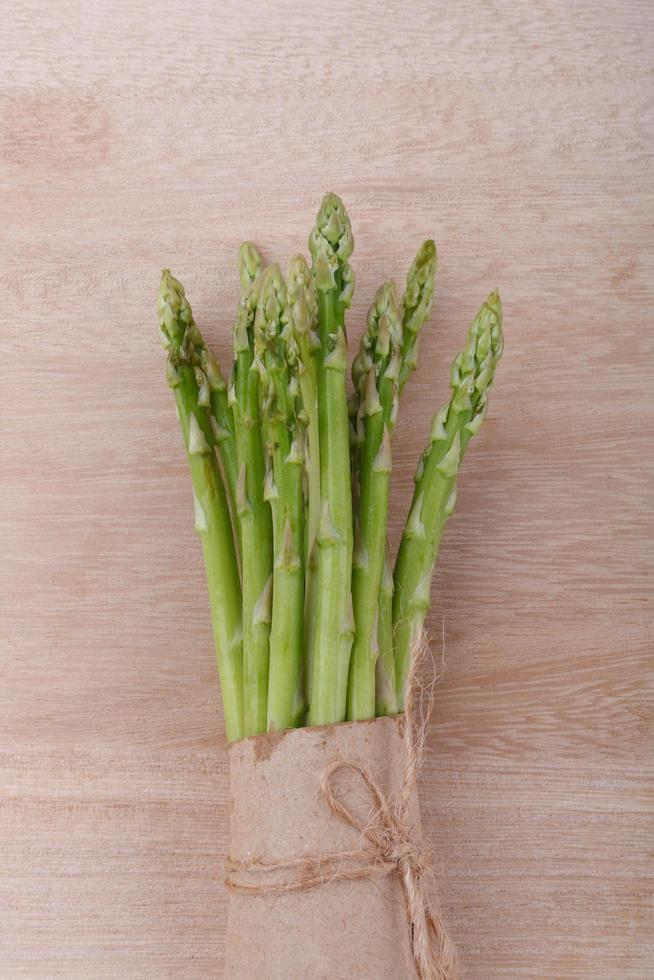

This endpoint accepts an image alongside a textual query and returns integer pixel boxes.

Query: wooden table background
[2,1,652,977]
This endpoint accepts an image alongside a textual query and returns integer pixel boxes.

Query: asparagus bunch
[158,194,503,741]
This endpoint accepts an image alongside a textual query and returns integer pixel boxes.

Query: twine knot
[320,748,456,980]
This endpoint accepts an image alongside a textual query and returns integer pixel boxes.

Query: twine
[226,634,458,980]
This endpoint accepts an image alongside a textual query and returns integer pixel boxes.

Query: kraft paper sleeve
[225,714,421,980]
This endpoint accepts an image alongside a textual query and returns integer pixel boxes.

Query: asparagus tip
[308,192,354,270]
[238,242,262,290]
[158,269,194,352]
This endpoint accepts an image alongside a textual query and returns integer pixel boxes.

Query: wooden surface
[1,1,652,976]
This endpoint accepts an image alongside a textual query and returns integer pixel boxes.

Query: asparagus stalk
[232,244,274,735]
[191,342,240,550]
[399,240,437,393]
[393,291,504,705]
[348,314,370,533]
[287,256,321,700]
[254,265,306,730]
[307,193,355,726]
[175,320,240,549]
[159,290,240,528]
[347,283,402,719]
[158,271,244,742]
[348,238,437,614]
[375,540,398,716]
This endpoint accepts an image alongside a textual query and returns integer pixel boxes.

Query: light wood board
[1,1,652,976]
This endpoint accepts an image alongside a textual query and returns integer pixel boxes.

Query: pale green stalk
[287,255,320,700]
[348,313,371,527]
[232,244,274,735]
[158,271,243,742]
[307,193,355,725]
[168,304,240,552]
[346,242,436,716]
[376,541,398,716]
[198,346,239,538]
[348,283,401,720]
[393,291,503,705]
[254,266,306,730]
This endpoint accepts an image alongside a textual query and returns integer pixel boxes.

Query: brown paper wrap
[225,714,421,980]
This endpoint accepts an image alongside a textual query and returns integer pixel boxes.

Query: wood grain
[1,0,652,976]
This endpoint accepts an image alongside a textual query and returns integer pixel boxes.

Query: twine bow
[226,636,457,980]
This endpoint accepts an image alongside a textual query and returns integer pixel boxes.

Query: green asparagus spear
[232,245,274,736]
[254,265,306,730]
[376,541,398,716]
[307,193,355,725]
[348,283,402,720]
[159,288,240,538]
[348,294,372,522]
[197,346,239,541]
[393,291,503,705]
[399,240,437,393]
[158,271,244,742]
[239,240,261,291]
[348,239,437,667]
[287,255,321,701]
